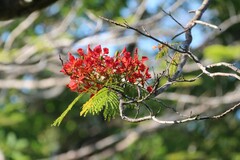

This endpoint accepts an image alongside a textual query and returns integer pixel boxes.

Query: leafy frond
[52,93,84,126]
[103,91,119,120]
[80,87,119,120]
[107,84,124,93]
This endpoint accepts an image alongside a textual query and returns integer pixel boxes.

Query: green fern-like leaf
[80,87,119,120]
[104,91,119,120]
[52,93,84,126]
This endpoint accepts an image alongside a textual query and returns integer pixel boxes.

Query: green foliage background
[0,0,239,159]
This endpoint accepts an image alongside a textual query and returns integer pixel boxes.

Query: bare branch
[207,62,240,74]
[185,53,240,80]
[205,72,240,80]
[120,100,240,125]
[194,20,221,30]
[200,62,240,80]
[210,102,240,119]
[184,0,210,49]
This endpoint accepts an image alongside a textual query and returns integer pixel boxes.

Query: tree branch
[0,0,58,20]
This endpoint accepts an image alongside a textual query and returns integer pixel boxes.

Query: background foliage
[0,0,239,159]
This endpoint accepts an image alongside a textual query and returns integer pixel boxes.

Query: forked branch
[101,0,239,124]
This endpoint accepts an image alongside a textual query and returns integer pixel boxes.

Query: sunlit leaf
[155,44,169,60]
[169,52,181,78]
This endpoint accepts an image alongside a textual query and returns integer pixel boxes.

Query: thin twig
[210,102,240,119]
[172,29,187,40]
[161,8,185,29]
[99,16,187,54]
[59,54,64,66]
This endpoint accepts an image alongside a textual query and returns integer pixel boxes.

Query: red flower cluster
[61,45,152,94]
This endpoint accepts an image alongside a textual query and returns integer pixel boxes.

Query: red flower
[147,86,153,93]
[68,80,78,91]
[61,45,152,94]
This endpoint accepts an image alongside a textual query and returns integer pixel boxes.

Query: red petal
[87,45,93,54]
[94,45,102,53]
[103,48,109,54]
[121,47,127,54]
[134,48,138,55]
[142,56,148,62]
[147,86,153,93]
[67,80,78,91]
[68,52,75,62]
[77,48,84,56]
